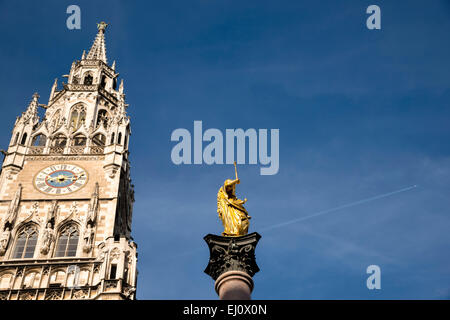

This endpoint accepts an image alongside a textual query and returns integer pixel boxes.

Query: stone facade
[0,23,138,300]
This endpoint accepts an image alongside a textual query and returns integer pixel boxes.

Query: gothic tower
[0,22,137,300]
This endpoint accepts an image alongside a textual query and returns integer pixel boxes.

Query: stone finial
[97,21,108,32]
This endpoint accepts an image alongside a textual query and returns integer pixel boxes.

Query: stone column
[204,232,261,300]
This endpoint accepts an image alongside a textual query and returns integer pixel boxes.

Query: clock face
[34,164,88,195]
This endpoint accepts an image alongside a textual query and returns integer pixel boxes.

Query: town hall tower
[0,22,137,300]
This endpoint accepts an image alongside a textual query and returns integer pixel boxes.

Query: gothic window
[100,75,107,89]
[109,264,117,279]
[124,134,128,149]
[72,134,87,146]
[50,109,61,130]
[12,132,19,145]
[110,132,115,145]
[72,76,79,84]
[70,105,86,130]
[20,133,28,145]
[118,132,122,145]
[52,134,67,147]
[32,134,47,147]
[83,73,93,85]
[55,225,79,257]
[12,225,38,259]
[96,109,108,127]
[92,133,106,146]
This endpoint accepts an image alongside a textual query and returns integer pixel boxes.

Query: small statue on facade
[217,162,251,237]
[40,223,54,255]
[0,227,11,256]
[87,183,99,225]
[83,223,95,253]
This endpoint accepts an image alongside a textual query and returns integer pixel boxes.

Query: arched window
[70,105,86,130]
[83,74,93,85]
[117,132,122,145]
[13,132,20,145]
[124,134,128,149]
[100,75,107,89]
[52,134,67,147]
[92,133,106,146]
[72,76,79,84]
[110,132,115,145]
[55,225,79,257]
[96,109,108,127]
[12,225,38,259]
[72,134,87,146]
[32,134,47,147]
[20,133,28,145]
[50,110,61,130]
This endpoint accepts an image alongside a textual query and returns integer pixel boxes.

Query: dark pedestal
[204,232,261,300]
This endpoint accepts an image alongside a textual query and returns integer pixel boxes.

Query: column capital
[204,232,261,281]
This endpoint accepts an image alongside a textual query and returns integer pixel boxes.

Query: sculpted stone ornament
[0,227,11,256]
[4,184,22,229]
[83,223,95,253]
[123,285,136,299]
[40,223,55,255]
[217,162,250,237]
[47,200,58,226]
[87,183,99,225]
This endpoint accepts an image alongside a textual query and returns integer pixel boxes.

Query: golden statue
[217,162,251,237]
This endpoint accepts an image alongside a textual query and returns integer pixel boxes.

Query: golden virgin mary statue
[217,163,251,237]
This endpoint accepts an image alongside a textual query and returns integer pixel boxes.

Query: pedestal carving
[204,232,261,300]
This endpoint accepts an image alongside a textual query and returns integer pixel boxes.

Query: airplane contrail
[163,185,418,261]
[259,185,418,232]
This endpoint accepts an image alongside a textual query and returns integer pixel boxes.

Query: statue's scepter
[234,161,239,181]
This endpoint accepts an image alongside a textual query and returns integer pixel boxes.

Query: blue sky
[0,0,449,299]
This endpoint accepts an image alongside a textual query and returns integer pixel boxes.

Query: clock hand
[70,173,84,181]
[65,173,85,181]
[46,172,85,183]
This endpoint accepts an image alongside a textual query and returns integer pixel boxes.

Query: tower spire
[86,21,108,63]
[20,93,40,125]
[49,78,58,102]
